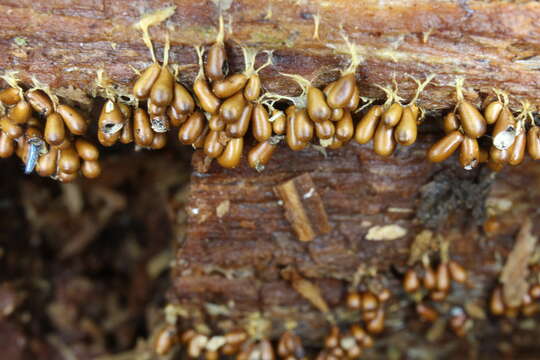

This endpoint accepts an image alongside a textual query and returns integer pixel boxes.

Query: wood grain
[172,136,540,346]
[0,1,539,111]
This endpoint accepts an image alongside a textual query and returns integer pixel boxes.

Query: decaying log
[1,1,540,111]
[171,135,540,354]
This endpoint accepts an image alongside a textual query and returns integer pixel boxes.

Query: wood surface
[1,1,540,110]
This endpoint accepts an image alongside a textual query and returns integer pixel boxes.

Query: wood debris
[59,186,127,259]
[192,152,214,173]
[365,224,407,241]
[281,268,329,314]
[216,200,230,218]
[273,173,330,242]
[408,230,437,265]
[500,218,537,308]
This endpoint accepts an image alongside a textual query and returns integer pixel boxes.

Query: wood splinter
[273,172,331,242]
[281,267,330,314]
[500,217,537,308]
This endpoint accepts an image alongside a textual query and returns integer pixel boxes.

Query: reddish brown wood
[0,1,539,110]
[171,134,540,350]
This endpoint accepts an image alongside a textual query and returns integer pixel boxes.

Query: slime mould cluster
[427,85,538,172]
[150,259,487,359]
[0,76,100,182]
[490,283,540,319]
[403,260,474,337]
[153,294,385,359]
[0,9,539,182]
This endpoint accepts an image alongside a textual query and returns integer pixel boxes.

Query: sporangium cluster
[489,285,540,319]
[156,324,373,359]
[428,80,538,171]
[126,7,191,150]
[152,326,246,358]
[0,72,101,182]
[345,287,390,336]
[316,324,374,360]
[403,257,471,337]
[355,75,432,156]
[1,10,540,181]
[154,326,285,360]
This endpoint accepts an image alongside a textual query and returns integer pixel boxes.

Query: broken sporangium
[273,172,331,242]
[153,324,178,355]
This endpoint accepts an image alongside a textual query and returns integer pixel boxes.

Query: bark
[0,1,540,110]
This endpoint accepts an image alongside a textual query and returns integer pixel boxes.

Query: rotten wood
[174,135,540,351]
[0,1,539,110]
[273,172,330,242]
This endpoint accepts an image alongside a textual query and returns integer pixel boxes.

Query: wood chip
[216,200,230,218]
[273,173,330,242]
[281,268,329,313]
[408,230,436,265]
[365,224,407,241]
[192,151,213,173]
[500,218,537,307]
